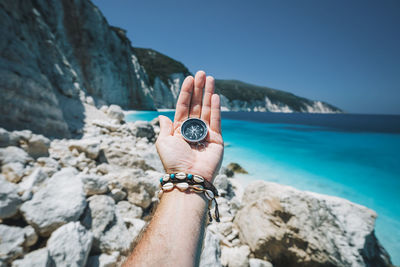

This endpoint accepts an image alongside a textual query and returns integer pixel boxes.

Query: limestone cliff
[0,0,155,138]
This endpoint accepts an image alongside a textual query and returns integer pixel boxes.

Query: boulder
[69,138,101,160]
[23,225,38,247]
[86,252,120,267]
[199,228,222,267]
[0,225,37,263]
[117,201,143,220]
[129,121,155,140]
[36,157,60,176]
[81,195,134,254]
[220,245,250,267]
[0,146,32,165]
[78,173,109,196]
[10,130,32,143]
[126,218,146,245]
[109,188,127,202]
[47,222,93,267]
[107,105,124,123]
[1,162,25,183]
[116,169,158,209]
[234,181,392,267]
[226,162,248,175]
[214,174,235,199]
[18,167,48,195]
[20,168,86,236]
[0,175,22,219]
[24,134,50,158]
[12,248,50,267]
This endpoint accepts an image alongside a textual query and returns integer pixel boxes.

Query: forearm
[124,188,208,267]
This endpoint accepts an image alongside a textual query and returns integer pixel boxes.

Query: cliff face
[0,0,154,137]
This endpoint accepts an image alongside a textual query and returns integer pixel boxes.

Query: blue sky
[92,0,400,114]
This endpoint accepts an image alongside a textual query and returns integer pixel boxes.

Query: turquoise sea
[126,111,400,264]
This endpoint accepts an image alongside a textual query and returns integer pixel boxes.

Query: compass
[180,118,208,143]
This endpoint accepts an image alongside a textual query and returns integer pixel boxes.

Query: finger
[189,71,206,118]
[210,94,221,134]
[174,76,194,122]
[158,115,173,138]
[200,76,215,125]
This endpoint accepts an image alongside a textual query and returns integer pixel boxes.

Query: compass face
[181,118,208,143]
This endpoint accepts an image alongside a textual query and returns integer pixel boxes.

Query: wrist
[158,172,220,222]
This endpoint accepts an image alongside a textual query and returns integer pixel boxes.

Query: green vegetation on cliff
[133,47,191,86]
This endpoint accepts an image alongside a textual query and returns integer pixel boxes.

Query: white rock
[69,138,101,159]
[109,188,127,202]
[117,201,143,220]
[116,170,158,209]
[249,258,273,267]
[18,167,48,194]
[1,162,25,183]
[12,248,50,267]
[81,195,134,254]
[23,225,38,247]
[234,181,392,266]
[126,218,147,245]
[0,225,26,263]
[36,157,60,176]
[129,121,155,140]
[100,105,109,113]
[86,252,120,267]
[86,96,95,106]
[11,130,32,142]
[220,245,250,267]
[0,175,22,219]
[199,228,222,267]
[78,173,109,196]
[25,134,50,159]
[20,168,86,236]
[47,222,93,267]
[107,105,124,122]
[0,146,32,165]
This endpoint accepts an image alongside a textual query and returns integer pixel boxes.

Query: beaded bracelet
[158,172,220,222]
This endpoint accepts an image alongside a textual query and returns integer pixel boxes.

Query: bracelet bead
[176,182,189,191]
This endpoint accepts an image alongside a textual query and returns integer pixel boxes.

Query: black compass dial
[181,118,208,143]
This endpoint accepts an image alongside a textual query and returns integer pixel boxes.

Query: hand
[155,71,224,182]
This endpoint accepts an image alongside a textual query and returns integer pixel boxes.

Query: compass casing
[180,118,208,143]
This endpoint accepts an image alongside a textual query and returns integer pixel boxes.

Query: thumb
[158,115,173,137]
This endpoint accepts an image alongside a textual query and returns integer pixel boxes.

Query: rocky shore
[0,104,392,267]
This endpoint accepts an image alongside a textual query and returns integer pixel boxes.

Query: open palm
[155,71,224,182]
